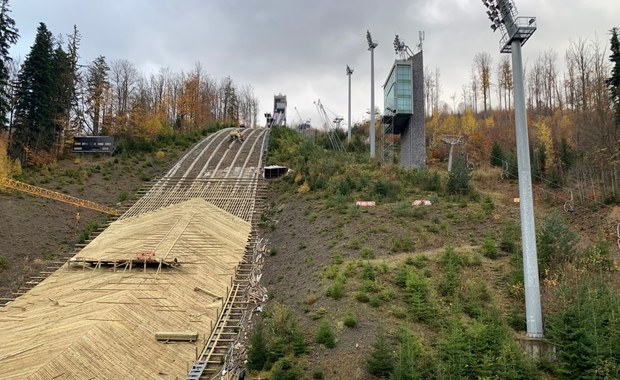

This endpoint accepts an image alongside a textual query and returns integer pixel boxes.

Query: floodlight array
[393,34,414,59]
[346,65,354,75]
[366,30,378,50]
[481,0,517,33]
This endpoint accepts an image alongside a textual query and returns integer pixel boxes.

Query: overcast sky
[8,0,620,127]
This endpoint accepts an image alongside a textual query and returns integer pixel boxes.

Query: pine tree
[609,28,620,127]
[12,23,55,156]
[0,0,19,129]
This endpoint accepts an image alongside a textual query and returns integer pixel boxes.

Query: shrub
[361,263,377,281]
[316,320,336,348]
[291,329,308,356]
[482,236,498,259]
[580,239,615,272]
[355,291,370,303]
[394,265,409,288]
[326,277,345,300]
[323,264,339,279]
[271,357,301,380]
[118,190,128,203]
[304,293,318,305]
[410,168,442,191]
[370,178,401,201]
[360,246,375,259]
[412,254,429,268]
[482,194,495,214]
[261,303,307,364]
[391,236,415,253]
[312,369,325,380]
[0,256,8,270]
[459,280,491,318]
[343,312,358,328]
[78,221,100,244]
[332,252,344,264]
[360,279,381,293]
[499,220,520,254]
[308,307,327,320]
[369,296,382,307]
[391,306,407,319]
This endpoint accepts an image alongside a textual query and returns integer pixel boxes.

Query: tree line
[423,28,620,169]
[0,0,260,163]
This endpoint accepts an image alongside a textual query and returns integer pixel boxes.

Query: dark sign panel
[73,136,115,154]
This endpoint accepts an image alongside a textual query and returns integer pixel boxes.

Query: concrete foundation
[517,336,556,361]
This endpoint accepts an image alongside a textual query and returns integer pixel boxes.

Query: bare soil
[0,149,185,299]
[257,165,619,378]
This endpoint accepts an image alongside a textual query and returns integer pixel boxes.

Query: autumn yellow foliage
[298,181,310,194]
[533,120,555,169]
[0,138,11,179]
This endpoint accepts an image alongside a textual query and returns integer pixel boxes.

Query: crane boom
[0,177,120,216]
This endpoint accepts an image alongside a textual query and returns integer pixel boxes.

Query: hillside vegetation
[252,126,619,380]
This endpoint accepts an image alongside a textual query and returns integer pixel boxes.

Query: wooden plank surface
[0,199,250,379]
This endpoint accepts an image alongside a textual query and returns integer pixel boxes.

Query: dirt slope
[0,151,183,299]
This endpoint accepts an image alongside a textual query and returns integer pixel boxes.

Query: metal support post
[370,48,376,158]
[512,40,543,338]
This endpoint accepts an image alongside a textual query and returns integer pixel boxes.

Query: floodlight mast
[483,0,542,339]
[346,65,354,142]
[367,30,378,158]
[393,34,414,60]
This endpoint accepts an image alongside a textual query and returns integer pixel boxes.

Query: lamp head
[366,30,378,49]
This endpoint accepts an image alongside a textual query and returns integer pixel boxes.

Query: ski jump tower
[382,33,425,169]
[273,94,287,126]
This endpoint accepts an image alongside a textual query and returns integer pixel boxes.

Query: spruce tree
[12,22,55,155]
[608,27,620,128]
[0,0,19,129]
[86,55,110,136]
[247,325,267,371]
[51,43,75,152]
[446,154,471,195]
[490,141,504,167]
[366,328,394,377]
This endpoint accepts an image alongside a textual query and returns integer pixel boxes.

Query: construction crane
[314,99,345,152]
[0,177,120,215]
[294,107,311,130]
